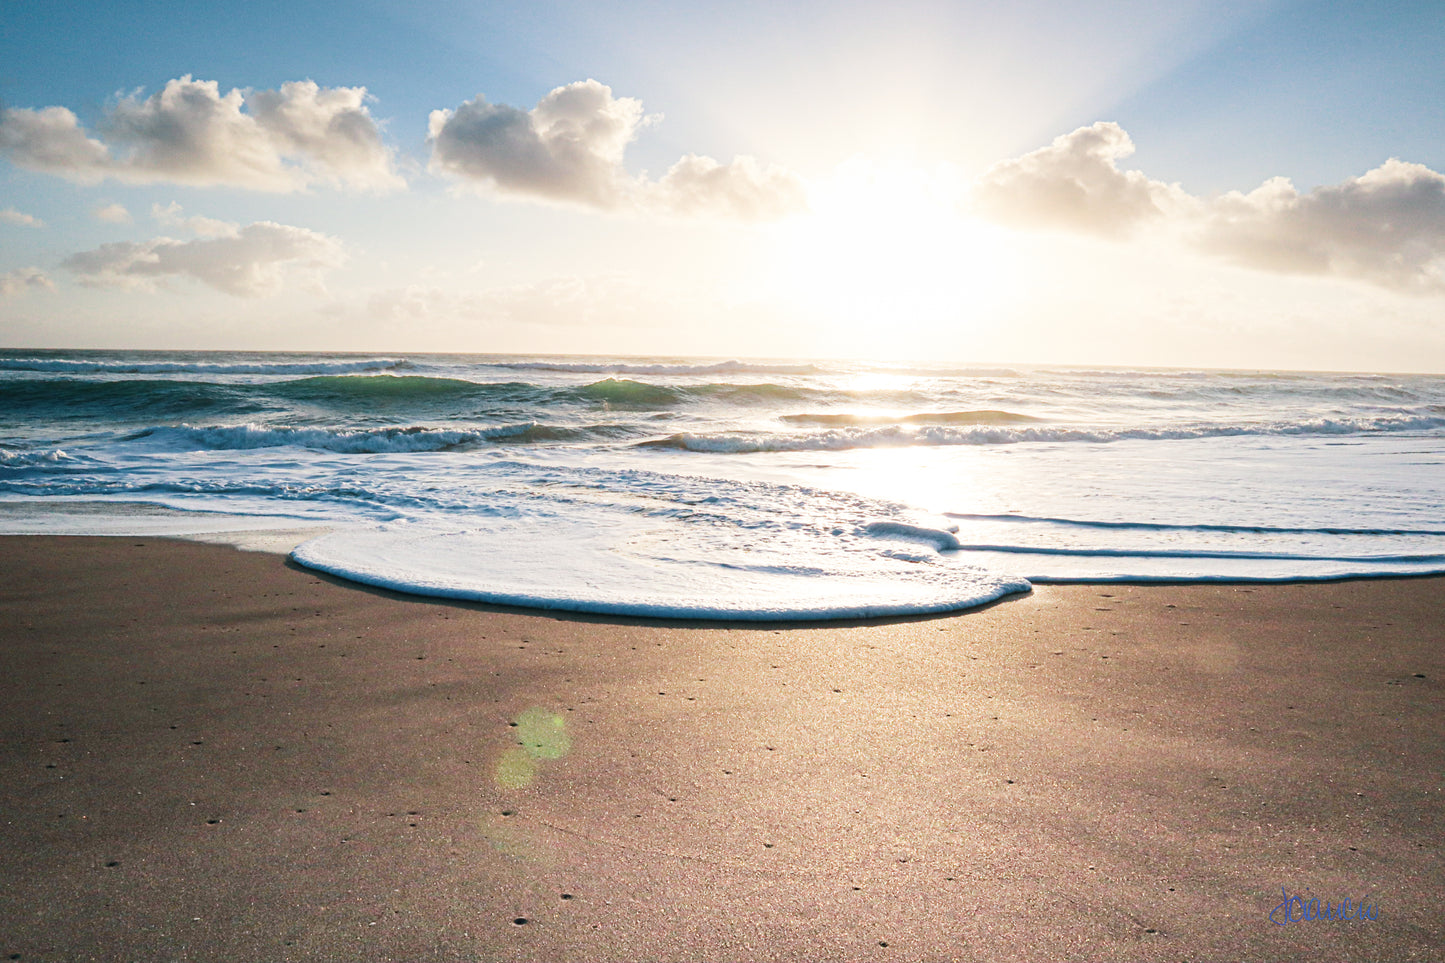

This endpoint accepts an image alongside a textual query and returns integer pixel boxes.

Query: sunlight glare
[765,160,1019,354]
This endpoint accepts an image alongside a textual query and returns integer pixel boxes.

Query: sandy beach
[1,535,1441,961]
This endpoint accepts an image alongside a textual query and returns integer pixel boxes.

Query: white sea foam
[862,520,965,551]
[290,518,1030,620]
[0,449,70,466]
[135,423,536,452]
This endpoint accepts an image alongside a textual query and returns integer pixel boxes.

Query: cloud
[151,201,238,237]
[62,219,345,296]
[649,154,808,221]
[1199,160,1445,293]
[975,123,1445,293]
[93,203,131,223]
[0,267,55,297]
[243,81,403,191]
[0,106,110,178]
[971,122,1190,237]
[0,76,401,192]
[0,207,44,227]
[428,80,806,220]
[429,80,647,208]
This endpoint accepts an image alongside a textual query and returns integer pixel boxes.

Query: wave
[265,375,823,410]
[565,378,823,408]
[289,522,1031,621]
[572,378,686,407]
[129,422,619,453]
[0,378,264,418]
[270,374,554,409]
[273,374,488,399]
[951,542,1445,562]
[944,512,1445,537]
[0,373,837,424]
[273,375,823,409]
[0,357,409,375]
[780,409,1042,427]
[639,414,1445,453]
[0,449,73,468]
[690,382,819,403]
[862,520,964,551]
[0,374,535,420]
[485,359,823,376]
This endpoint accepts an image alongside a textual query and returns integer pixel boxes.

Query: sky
[1,0,1443,371]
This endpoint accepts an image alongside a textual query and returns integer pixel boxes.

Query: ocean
[2,349,1443,619]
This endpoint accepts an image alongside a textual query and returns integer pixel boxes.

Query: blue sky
[2,0,1443,370]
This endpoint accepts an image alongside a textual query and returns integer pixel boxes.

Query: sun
[763,159,1020,353]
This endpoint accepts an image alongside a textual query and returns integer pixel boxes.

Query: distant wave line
[638,416,1445,452]
[0,357,411,375]
[949,543,1445,562]
[944,512,1445,537]
[482,359,824,376]
[780,409,1042,426]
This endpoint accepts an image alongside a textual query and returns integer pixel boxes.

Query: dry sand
[0,535,1441,961]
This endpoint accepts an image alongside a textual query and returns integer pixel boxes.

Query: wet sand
[0,535,1441,961]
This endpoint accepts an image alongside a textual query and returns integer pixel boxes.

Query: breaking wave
[641,414,1445,453]
[128,422,621,453]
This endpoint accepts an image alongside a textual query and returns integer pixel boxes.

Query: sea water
[2,350,1443,619]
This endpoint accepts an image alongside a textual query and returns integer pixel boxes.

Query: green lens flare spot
[514,707,571,760]
[494,746,536,789]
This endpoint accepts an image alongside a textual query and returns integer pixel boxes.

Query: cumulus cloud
[0,76,401,192]
[151,201,237,237]
[62,219,345,296]
[975,122,1445,293]
[93,203,131,223]
[0,106,110,177]
[0,208,43,229]
[428,79,806,220]
[649,153,808,221]
[0,267,54,297]
[972,121,1190,237]
[1199,160,1445,293]
[429,80,647,208]
[1,207,45,227]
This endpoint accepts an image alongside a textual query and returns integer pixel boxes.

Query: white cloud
[0,207,45,227]
[240,80,403,191]
[0,267,55,297]
[0,76,402,192]
[151,201,239,237]
[429,80,648,208]
[649,154,808,222]
[971,121,1191,237]
[0,106,111,179]
[974,123,1445,293]
[428,80,806,220]
[1198,160,1445,293]
[93,203,131,223]
[62,220,345,296]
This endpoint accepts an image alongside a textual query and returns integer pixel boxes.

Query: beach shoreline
[2,535,1441,961]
